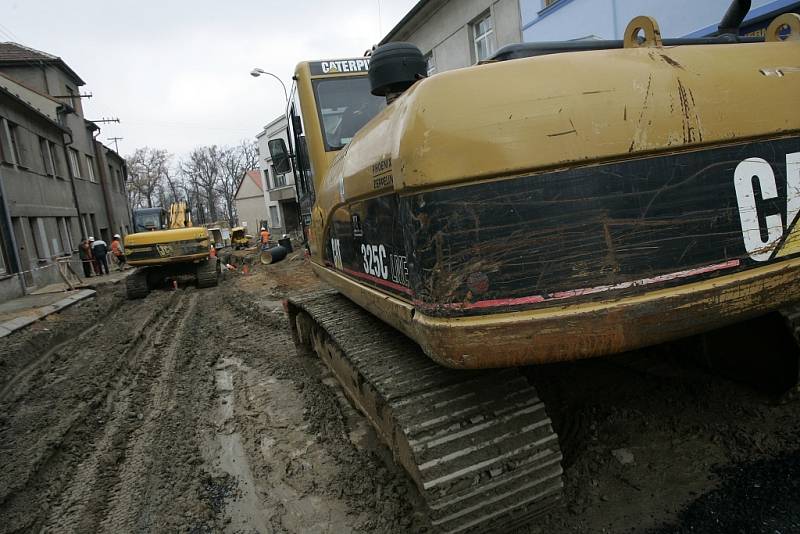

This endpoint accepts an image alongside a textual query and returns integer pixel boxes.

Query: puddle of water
[213,359,270,534]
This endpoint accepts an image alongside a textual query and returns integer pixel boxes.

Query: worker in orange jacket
[110,234,126,271]
[260,227,270,246]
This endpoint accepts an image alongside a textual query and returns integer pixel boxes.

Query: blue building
[519,0,800,41]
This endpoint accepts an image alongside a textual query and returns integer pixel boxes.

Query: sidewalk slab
[0,288,96,339]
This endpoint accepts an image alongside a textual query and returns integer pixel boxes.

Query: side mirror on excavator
[268,139,292,175]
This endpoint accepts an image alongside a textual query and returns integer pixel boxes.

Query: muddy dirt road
[1,258,799,533]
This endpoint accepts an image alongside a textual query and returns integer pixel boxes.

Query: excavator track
[287,291,564,533]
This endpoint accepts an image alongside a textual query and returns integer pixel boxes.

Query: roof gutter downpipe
[718,0,752,34]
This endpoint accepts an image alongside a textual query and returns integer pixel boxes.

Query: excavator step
[287,291,564,533]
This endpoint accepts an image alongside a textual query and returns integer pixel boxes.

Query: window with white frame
[472,11,495,62]
[262,164,271,190]
[59,217,73,253]
[425,52,436,76]
[68,148,81,178]
[49,141,62,177]
[8,122,23,166]
[85,155,96,182]
[271,164,287,188]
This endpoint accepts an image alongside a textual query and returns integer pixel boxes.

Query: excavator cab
[132,207,167,232]
[269,57,387,243]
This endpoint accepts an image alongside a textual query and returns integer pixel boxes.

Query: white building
[255,115,301,237]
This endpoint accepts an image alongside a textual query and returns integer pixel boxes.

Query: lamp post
[250,68,289,110]
[250,67,291,234]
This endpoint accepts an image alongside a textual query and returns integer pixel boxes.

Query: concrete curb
[0,288,96,339]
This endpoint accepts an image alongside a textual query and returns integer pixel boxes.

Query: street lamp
[250,68,289,107]
[250,67,292,236]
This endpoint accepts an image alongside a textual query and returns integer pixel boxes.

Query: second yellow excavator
[124,202,218,298]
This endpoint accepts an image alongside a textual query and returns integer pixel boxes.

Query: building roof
[379,0,441,44]
[0,42,85,85]
[235,169,264,199]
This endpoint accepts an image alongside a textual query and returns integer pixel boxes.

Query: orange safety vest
[260,230,270,244]
[209,245,217,258]
[111,240,123,256]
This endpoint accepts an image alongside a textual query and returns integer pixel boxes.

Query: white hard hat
[113,233,121,238]
[261,227,266,231]
[89,236,95,241]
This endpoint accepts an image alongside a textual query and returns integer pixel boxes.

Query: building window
[39,137,50,174]
[262,164,271,190]
[116,168,124,193]
[64,85,76,108]
[28,217,50,260]
[472,11,495,62]
[0,230,6,274]
[59,217,74,253]
[85,155,96,182]
[0,119,6,163]
[8,122,23,166]
[49,141,63,177]
[68,148,81,178]
[272,165,287,188]
[39,137,57,176]
[425,52,436,76]
[269,205,280,228]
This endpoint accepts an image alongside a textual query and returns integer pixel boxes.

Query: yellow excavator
[124,202,218,298]
[268,3,800,532]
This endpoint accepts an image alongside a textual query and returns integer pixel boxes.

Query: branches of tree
[125,140,258,226]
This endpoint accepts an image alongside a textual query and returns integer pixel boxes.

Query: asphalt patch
[651,450,800,534]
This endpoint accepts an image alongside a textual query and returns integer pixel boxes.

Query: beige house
[234,170,268,234]
[380,0,523,74]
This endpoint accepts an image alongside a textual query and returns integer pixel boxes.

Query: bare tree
[217,140,259,225]
[181,146,223,224]
[125,139,260,226]
[126,147,172,208]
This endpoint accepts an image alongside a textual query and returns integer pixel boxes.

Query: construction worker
[209,244,217,258]
[91,237,109,276]
[110,234,126,271]
[260,227,270,247]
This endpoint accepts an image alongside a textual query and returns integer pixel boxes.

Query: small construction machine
[124,202,218,298]
[268,2,800,532]
[230,226,250,249]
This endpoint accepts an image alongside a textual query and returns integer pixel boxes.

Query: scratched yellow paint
[776,220,800,258]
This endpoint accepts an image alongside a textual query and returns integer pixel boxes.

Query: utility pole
[108,137,123,152]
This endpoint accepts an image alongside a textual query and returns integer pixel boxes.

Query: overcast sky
[0,0,418,157]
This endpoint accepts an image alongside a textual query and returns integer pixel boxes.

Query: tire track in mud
[96,290,200,532]
[0,322,101,403]
[41,291,199,532]
[0,289,179,532]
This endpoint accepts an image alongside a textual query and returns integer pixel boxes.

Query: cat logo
[734,152,800,261]
[156,244,174,257]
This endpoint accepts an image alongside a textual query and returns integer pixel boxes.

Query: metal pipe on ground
[260,245,288,265]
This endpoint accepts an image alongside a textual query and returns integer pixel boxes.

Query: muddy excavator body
[124,202,218,298]
[274,3,800,532]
